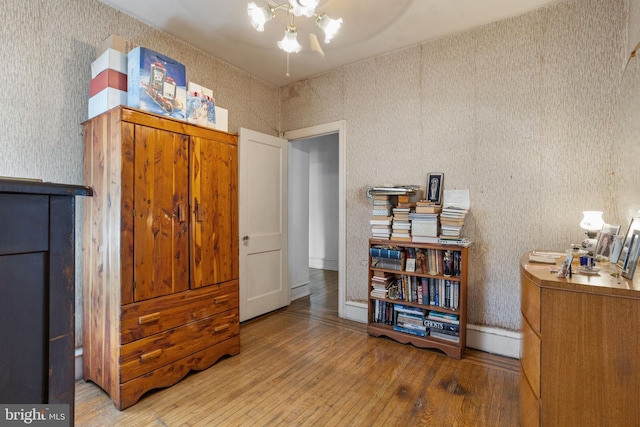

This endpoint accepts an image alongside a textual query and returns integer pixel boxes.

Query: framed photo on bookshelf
[623,230,640,279]
[594,224,620,259]
[616,217,640,274]
[426,173,444,205]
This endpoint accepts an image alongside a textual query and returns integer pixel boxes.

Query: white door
[239,128,289,322]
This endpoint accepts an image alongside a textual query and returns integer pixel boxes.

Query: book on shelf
[438,237,472,247]
[423,318,460,332]
[390,234,412,242]
[427,310,459,324]
[412,235,439,244]
[415,203,442,214]
[369,246,404,259]
[394,324,428,337]
[371,257,405,270]
[429,329,460,342]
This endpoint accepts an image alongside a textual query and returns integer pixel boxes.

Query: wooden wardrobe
[82,107,239,410]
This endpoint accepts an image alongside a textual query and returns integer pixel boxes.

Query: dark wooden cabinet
[0,179,91,424]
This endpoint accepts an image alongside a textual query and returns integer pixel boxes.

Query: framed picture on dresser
[617,217,640,277]
[594,224,620,259]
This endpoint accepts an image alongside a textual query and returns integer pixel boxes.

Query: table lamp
[580,210,604,253]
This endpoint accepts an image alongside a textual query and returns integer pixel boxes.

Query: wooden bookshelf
[367,238,468,359]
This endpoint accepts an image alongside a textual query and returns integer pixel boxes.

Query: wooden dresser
[0,179,90,424]
[82,107,239,410]
[520,253,640,426]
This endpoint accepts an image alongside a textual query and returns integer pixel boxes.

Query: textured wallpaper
[281,0,630,331]
[0,0,634,344]
[0,0,281,346]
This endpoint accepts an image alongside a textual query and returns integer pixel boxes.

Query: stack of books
[439,189,470,241]
[391,206,411,241]
[370,194,392,239]
[439,207,467,239]
[411,201,441,243]
[370,271,395,298]
[424,310,460,342]
[394,304,427,337]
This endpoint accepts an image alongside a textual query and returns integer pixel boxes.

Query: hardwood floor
[75,269,520,426]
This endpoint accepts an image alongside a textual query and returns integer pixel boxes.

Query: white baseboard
[309,258,338,271]
[341,301,521,359]
[291,282,311,300]
[75,348,83,380]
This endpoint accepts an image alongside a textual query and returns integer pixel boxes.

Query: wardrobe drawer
[121,280,238,344]
[120,308,239,383]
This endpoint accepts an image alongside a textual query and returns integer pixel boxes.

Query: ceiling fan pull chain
[286,52,290,77]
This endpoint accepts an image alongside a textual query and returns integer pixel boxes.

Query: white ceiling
[99,0,563,87]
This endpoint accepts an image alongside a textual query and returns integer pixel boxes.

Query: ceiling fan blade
[309,33,325,57]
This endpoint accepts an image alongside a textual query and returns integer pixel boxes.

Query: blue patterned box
[127,47,186,120]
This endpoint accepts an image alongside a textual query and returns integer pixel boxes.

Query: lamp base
[582,237,598,254]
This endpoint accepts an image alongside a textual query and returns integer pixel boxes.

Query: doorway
[285,121,346,319]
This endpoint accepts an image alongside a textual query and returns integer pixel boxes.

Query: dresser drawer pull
[214,295,230,305]
[214,324,230,333]
[140,349,162,362]
[138,312,161,325]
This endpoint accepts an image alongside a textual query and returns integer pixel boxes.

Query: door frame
[284,120,347,319]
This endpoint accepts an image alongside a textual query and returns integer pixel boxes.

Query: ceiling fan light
[288,0,318,17]
[277,27,302,53]
[248,2,274,32]
[316,13,342,43]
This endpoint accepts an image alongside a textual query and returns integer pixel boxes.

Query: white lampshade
[248,2,274,32]
[288,0,319,17]
[316,13,342,43]
[277,27,302,53]
[580,211,605,232]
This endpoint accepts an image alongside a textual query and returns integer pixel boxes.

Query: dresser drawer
[121,280,238,344]
[520,313,540,399]
[520,370,540,427]
[120,308,238,382]
[521,272,540,334]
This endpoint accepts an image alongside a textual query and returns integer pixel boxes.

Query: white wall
[308,134,340,271]
[288,141,311,298]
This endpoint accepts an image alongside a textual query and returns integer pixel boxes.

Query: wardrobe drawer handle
[140,349,162,362]
[214,295,229,305]
[138,312,161,324]
[214,324,230,333]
